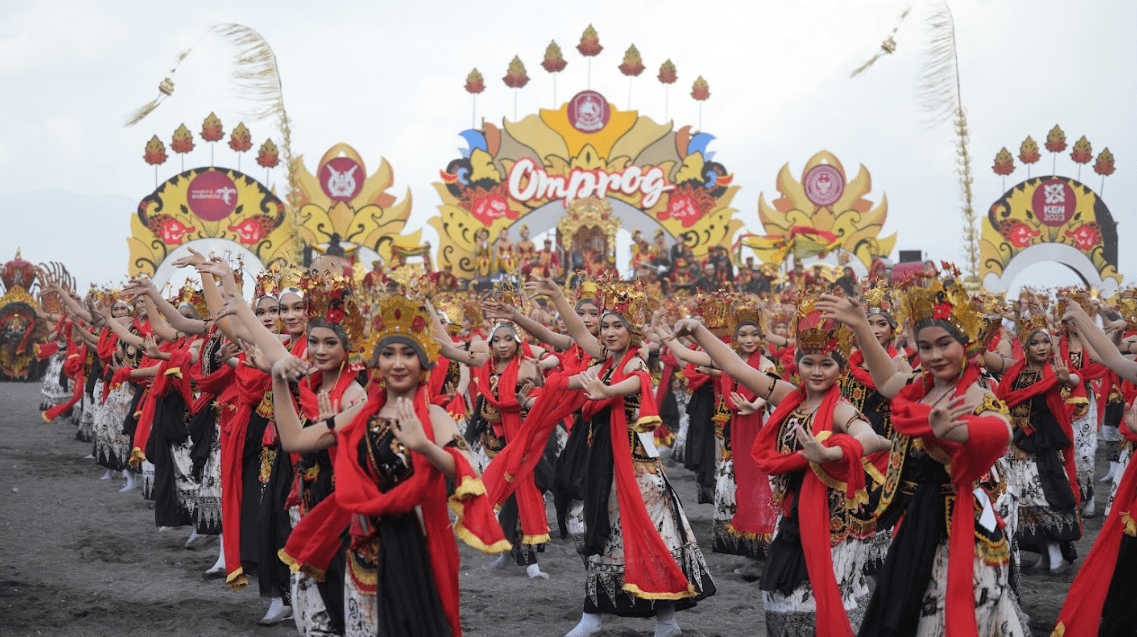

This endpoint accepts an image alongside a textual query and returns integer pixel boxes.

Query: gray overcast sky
[1,0,1133,293]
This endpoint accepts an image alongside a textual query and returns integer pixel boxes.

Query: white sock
[1083,495,1096,517]
[1048,543,1064,570]
[1103,461,1119,482]
[654,603,680,637]
[259,597,291,624]
[1032,552,1048,569]
[526,563,549,579]
[564,612,602,637]
[100,469,113,480]
[207,535,225,573]
[119,471,137,492]
[484,553,508,570]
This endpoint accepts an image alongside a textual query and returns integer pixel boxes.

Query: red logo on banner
[804,165,844,207]
[186,171,238,221]
[1032,179,1076,227]
[320,157,364,202]
[567,91,610,133]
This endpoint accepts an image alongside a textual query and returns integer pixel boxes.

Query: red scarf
[1059,334,1109,413]
[889,365,1010,637]
[219,356,273,588]
[579,348,694,601]
[96,327,118,364]
[281,384,508,637]
[847,344,897,391]
[42,335,85,422]
[1053,402,1137,635]
[482,371,587,505]
[475,355,548,544]
[995,359,1080,514]
[751,383,865,637]
[725,352,777,542]
[131,338,192,463]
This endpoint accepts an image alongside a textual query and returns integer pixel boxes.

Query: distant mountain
[0,190,136,290]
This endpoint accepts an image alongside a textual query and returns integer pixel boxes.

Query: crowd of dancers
[32,250,1137,636]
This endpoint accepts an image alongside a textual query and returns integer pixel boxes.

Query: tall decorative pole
[658,59,677,122]
[541,41,567,106]
[200,112,223,166]
[1045,125,1067,176]
[1070,135,1092,180]
[1019,136,1040,179]
[171,123,194,173]
[503,56,530,121]
[576,25,602,88]
[144,135,168,187]
[691,76,710,130]
[618,44,645,109]
[465,68,485,128]
[1093,148,1115,196]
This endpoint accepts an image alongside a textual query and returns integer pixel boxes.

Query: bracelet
[762,376,776,401]
[324,417,335,431]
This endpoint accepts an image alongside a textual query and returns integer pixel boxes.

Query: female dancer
[542,280,713,637]
[254,294,506,637]
[818,279,1026,636]
[441,319,548,578]
[993,314,1081,574]
[1051,300,1137,635]
[1057,297,1110,518]
[671,297,887,636]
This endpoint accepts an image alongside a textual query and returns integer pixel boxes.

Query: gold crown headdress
[1055,286,1094,322]
[1115,288,1137,331]
[729,298,763,338]
[861,285,896,326]
[598,279,654,337]
[575,277,600,306]
[897,274,984,358]
[762,302,795,337]
[795,295,853,361]
[363,296,439,368]
[695,293,733,337]
[253,266,280,300]
[301,270,364,361]
[463,299,485,329]
[177,282,208,319]
[1015,313,1051,347]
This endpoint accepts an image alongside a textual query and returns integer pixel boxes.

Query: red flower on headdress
[411,315,427,332]
[933,302,953,321]
[326,308,346,325]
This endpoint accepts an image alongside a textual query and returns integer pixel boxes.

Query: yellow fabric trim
[128,446,146,467]
[862,457,885,485]
[41,411,51,423]
[225,568,248,590]
[721,521,772,543]
[521,533,551,545]
[277,548,326,581]
[1051,621,1065,637]
[451,514,512,555]
[621,582,696,600]
[630,415,662,433]
[452,475,487,500]
[164,367,182,379]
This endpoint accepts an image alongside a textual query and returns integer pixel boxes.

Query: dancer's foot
[1083,496,1096,518]
[733,560,763,582]
[654,604,680,637]
[258,598,291,626]
[483,554,509,570]
[564,613,602,637]
[100,469,113,480]
[526,564,549,579]
[119,471,138,492]
[1101,462,1118,483]
[185,529,216,549]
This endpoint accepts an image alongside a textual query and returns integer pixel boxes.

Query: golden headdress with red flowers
[695,293,732,337]
[1015,313,1051,347]
[897,272,984,358]
[1055,286,1094,322]
[862,285,896,326]
[363,295,439,368]
[795,295,853,361]
[598,278,655,337]
[177,282,208,319]
[301,270,364,360]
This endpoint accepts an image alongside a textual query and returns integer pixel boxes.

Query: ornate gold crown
[177,282,208,319]
[301,271,364,360]
[695,294,732,337]
[598,280,655,336]
[463,299,485,328]
[897,275,983,357]
[576,278,600,304]
[253,266,281,300]
[729,298,762,337]
[362,296,439,367]
[1015,313,1050,346]
[1116,288,1137,331]
[277,264,305,293]
[796,295,853,360]
[1056,286,1095,321]
[861,285,895,323]
[762,303,795,337]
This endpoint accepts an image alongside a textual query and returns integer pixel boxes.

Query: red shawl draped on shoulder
[725,352,777,544]
[1053,402,1137,636]
[475,355,548,543]
[281,384,508,637]
[847,345,896,391]
[889,365,1010,637]
[751,383,866,637]
[579,348,694,601]
[995,359,1080,514]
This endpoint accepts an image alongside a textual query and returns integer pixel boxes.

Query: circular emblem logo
[1032,178,1076,227]
[186,171,239,221]
[567,91,610,133]
[320,157,364,202]
[804,165,844,207]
